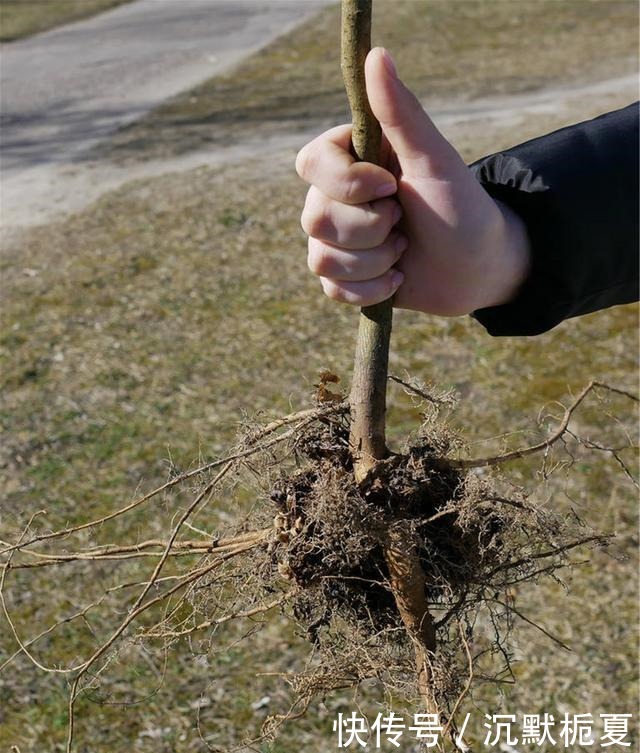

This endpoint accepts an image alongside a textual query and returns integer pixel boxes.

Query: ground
[0,0,131,41]
[0,1,638,751]
[0,0,332,229]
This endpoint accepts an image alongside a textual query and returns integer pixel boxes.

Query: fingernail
[381,48,397,79]
[375,182,396,197]
[394,234,408,253]
[392,203,403,224]
[390,269,404,289]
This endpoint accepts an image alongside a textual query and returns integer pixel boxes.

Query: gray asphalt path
[0,0,634,233]
[0,0,332,174]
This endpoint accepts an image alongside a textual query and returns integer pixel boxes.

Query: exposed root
[0,381,636,751]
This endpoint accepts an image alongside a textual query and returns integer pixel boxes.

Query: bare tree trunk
[341,0,438,714]
[341,0,392,484]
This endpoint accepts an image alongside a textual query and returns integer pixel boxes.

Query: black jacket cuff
[469,103,639,336]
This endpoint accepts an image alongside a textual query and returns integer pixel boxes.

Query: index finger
[295,124,397,205]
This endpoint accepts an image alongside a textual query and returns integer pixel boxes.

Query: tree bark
[341,0,392,484]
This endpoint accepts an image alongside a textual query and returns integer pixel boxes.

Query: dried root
[0,380,636,751]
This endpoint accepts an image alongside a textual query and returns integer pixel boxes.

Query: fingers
[296,124,397,204]
[295,110,407,308]
[320,269,404,307]
[301,185,401,249]
[307,230,407,308]
[308,232,407,281]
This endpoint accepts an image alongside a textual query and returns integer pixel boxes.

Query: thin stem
[342,0,392,483]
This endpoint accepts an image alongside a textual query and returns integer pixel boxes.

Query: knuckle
[307,249,320,276]
[321,279,349,304]
[294,146,308,179]
[300,205,324,238]
[295,144,317,181]
[307,244,332,277]
[299,206,312,236]
[301,189,332,239]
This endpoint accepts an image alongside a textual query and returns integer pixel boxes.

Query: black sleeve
[469,102,639,336]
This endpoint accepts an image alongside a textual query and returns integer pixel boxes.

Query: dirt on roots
[224,396,612,733]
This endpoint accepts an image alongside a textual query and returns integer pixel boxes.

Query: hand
[295,47,531,316]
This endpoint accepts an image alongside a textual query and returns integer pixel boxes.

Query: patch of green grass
[0,0,132,42]
[100,0,638,162]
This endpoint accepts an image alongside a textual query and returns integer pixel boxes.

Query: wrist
[482,199,531,309]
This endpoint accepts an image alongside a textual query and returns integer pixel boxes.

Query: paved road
[0,0,635,233]
[0,0,332,174]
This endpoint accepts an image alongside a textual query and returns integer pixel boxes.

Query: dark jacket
[470,102,639,336]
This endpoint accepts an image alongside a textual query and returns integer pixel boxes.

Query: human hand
[295,47,531,316]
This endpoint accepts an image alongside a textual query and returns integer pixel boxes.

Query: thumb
[365,47,462,179]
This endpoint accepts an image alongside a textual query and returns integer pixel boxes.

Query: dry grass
[0,0,131,42]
